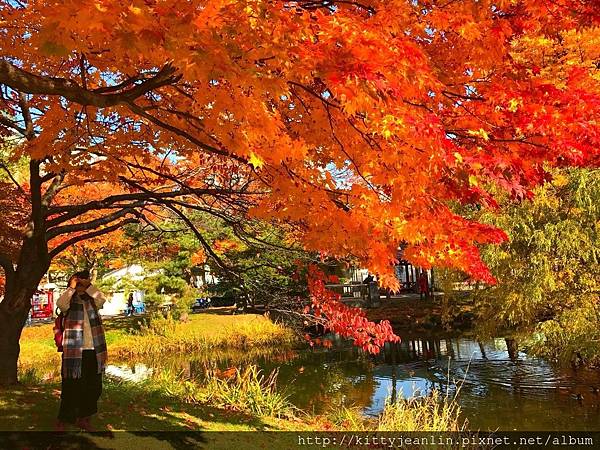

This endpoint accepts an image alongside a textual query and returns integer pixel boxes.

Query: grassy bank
[328,392,465,432]
[108,311,297,358]
[17,310,296,381]
[5,309,464,436]
[1,366,463,433]
[7,311,308,433]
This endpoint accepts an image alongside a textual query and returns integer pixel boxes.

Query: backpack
[53,308,65,352]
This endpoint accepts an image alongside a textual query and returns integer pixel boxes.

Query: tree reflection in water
[107,335,600,430]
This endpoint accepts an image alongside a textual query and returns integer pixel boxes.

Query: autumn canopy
[0,0,600,381]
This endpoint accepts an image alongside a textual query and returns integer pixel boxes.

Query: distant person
[418,271,429,300]
[55,270,108,432]
[127,293,134,316]
[363,274,374,284]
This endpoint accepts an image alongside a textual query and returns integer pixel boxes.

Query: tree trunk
[0,288,36,385]
[506,338,519,362]
[0,240,49,385]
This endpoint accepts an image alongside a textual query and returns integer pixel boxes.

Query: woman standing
[55,270,108,432]
[126,293,134,316]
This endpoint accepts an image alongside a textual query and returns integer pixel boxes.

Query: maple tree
[1,0,600,383]
[49,229,132,280]
[46,183,140,281]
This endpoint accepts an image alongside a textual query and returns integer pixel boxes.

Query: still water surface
[106,336,600,431]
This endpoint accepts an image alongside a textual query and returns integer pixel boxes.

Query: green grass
[7,310,464,437]
[108,311,297,358]
[0,375,320,450]
[0,369,322,436]
[0,378,262,432]
[376,391,465,432]
[324,391,465,432]
[0,374,464,434]
[18,310,297,377]
[5,309,308,436]
[203,366,293,418]
[8,310,307,434]
[125,364,293,418]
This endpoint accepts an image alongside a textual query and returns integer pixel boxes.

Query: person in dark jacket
[127,293,134,316]
[418,271,429,300]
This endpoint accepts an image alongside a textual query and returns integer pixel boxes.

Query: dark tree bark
[0,291,35,385]
[506,338,519,362]
[0,238,49,385]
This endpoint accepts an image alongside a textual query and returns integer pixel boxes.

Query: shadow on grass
[0,375,271,434]
[0,430,209,450]
[102,306,238,332]
[189,306,236,316]
[101,315,146,333]
[0,373,289,448]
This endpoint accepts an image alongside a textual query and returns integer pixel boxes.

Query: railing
[325,283,369,300]
[324,282,380,307]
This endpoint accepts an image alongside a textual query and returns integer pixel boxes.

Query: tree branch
[296,1,376,14]
[45,201,146,228]
[48,217,140,259]
[0,253,14,276]
[0,114,27,135]
[166,204,238,277]
[0,252,16,293]
[0,60,180,108]
[0,61,252,166]
[40,171,58,183]
[45,187,253,217]
[18,92,35,139]
[288,81,341,109]
[28,159,44,237]
[46,207,138,239]
[41,171,65,207]
[126,102,246,162]
[0,162,28,198]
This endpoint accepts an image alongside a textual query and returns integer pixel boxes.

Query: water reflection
[105,363,154,382]
[106,336,600,431]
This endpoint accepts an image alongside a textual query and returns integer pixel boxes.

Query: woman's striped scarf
[62,292,108,379]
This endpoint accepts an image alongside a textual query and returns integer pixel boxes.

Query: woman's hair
[73,269,91,280]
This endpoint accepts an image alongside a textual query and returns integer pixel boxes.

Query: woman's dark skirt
[58,349,103,423]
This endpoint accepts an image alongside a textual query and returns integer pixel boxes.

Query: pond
[106,335,600,431]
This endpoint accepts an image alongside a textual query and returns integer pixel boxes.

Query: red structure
[31,290,54,319]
